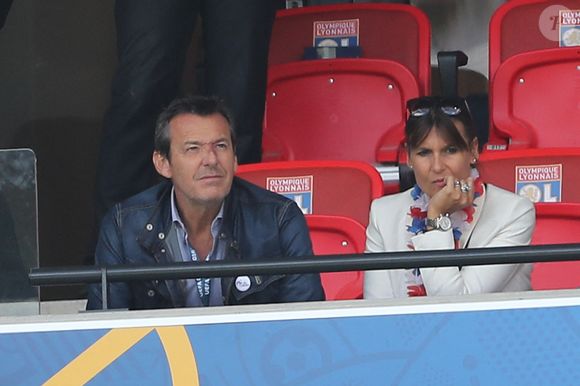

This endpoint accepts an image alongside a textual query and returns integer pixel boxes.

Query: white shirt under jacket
[364,184,536,299]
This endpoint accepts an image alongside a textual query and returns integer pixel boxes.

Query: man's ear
[153,151,172,179]
[233,155,238,173]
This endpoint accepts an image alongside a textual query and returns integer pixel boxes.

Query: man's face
[154,113,237,209]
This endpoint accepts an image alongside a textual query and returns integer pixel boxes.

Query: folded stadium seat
[268,3,431,93]
[236,160,380,300]
[488,0,580,81]
[478,148,580,203]
[236,160,383,227]
[489,48,580,149]
[264,59,420,164]
[531,203,580,290]
[486,0,580,150]
[306,215,366,300]
[263,3,430,168]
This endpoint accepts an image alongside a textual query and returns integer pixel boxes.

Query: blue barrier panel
[0,291,578,385]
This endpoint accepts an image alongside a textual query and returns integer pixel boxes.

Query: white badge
[235,276,251,292]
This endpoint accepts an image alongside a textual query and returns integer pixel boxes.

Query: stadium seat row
[236,160,580,299]
[261,1,580,165]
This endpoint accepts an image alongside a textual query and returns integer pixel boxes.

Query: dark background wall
[0,0,204,300]
[0,0,500,301]
[0,1,116,299]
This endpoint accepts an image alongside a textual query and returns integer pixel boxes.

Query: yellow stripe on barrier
[42,326,199,386]
[157,326,199,385]
[43,327,154,385]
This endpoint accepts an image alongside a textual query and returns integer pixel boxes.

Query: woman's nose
[431,154,444,171]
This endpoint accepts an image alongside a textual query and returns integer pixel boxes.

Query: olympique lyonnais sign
[516,165,560,181]
[267,176,312,193]
[560,9,580,24]
[267,175,313,214]
[314,20,358,37]
[516,164,562,202]
[313,18,359,47]
[559,9,580,47]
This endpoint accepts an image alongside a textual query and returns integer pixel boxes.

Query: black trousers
[307,0,409,4]
[96,0,280,217]
[0,0,13,30]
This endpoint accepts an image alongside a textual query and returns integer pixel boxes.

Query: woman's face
[408,121,478,198]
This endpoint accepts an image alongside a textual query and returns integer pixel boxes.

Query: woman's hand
[427,176,474,219]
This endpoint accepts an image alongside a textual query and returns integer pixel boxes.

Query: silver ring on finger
[460,183,471,193]
[454,179,461,188]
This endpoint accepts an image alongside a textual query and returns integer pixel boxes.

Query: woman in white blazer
[364,96,535,299]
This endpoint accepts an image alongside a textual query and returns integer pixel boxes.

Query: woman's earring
[408,164,413,169]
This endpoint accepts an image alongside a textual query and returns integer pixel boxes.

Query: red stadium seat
[263,3,430,164]
[269,3,431,94]
[236,160,383,226]
[478,148,580,203]
[489,48,580,149]
[306,215,366,300]
[531,203,580,290]
[263,59,420,163]
[487,0,580,150]
[489,0,579,80]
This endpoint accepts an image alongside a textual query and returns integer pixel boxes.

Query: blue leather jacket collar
[133,180,243,305]
[87,177,324,310]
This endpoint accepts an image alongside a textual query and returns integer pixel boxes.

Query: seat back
[263,59,420,163]
[489,48,580,149]
[264,3,430,164]
[306,215,366,300]
[478,148,580,203]
[531,203,580,290]
[489,0,580,79]
[236,160,383,226]
[269,3,431,94]
[487,0,580,150]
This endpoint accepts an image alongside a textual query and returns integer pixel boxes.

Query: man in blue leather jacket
[87,96,325,310]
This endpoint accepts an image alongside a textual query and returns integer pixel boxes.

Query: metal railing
[29,243,580,310]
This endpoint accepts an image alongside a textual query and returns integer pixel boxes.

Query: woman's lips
[433,178,446,188]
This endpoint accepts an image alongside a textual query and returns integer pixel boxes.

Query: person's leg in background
[96,0,200,219]
[202,0,283,164]
[0,0,13,30]
[307,1,410,5]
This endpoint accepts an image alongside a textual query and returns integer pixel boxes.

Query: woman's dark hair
[398,97,477,191]
[154,95,236,159]
[405,96,476,153]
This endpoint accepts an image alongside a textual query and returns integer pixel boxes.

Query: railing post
[101,267,108,310]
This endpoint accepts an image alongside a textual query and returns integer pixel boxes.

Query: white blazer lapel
[459,184,487,249]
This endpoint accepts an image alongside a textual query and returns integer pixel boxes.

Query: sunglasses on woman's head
[406,97,470,118]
